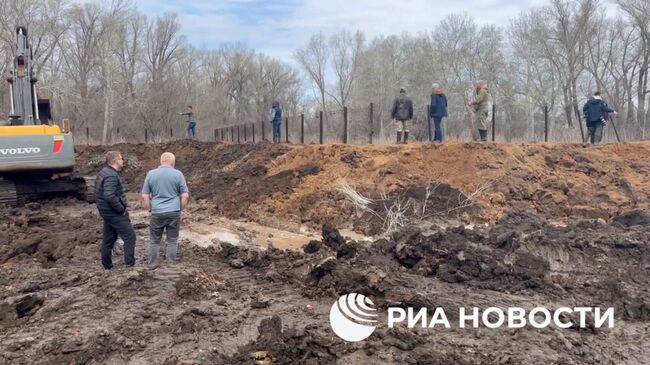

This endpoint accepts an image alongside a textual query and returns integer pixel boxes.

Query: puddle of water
[182,230,240,248]
[123,202,373,251]
[183,220,372,251]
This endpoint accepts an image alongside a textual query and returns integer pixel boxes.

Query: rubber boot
[396,131,402,144]
[403,131,409,144]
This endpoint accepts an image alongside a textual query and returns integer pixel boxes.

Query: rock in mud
[322,223,346,250]
[336,242,358,259]
[310,257,337,279]
[15,294,45,318]
[303,240,321,254]
[229,259,245,269]
[613,209,650,227]
[251,296,271,309]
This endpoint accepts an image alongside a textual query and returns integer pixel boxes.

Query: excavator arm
[0,26,93,204]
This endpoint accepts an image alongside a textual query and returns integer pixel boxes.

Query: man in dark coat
[95,150,136,270]
[429,83,448,143]
[582,91,615,145]
[391,87,414,144]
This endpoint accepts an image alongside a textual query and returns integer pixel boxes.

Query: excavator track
[0,175,95,205]
[0,180,18,205]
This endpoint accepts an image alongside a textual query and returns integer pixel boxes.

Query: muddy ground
[1,141,650,364]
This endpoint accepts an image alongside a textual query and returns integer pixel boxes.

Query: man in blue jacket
[429,83,448,143]
[582,91,616,145]
[95,150,136,270]
[268,100,282,143]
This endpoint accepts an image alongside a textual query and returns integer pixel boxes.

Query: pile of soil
[75,141,650,232]
[76,141,320,221]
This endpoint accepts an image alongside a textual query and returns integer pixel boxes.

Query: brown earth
[76,140,650,231]
[1,141,649,364]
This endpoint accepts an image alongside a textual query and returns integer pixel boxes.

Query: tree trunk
[562,86,573,127]
[102,65,112,145]
[638,63,648,139]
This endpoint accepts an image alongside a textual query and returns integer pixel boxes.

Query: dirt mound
[261,141,650,230]
[302,213,650,321]
[76,141,650,232]
[76,140,293,190]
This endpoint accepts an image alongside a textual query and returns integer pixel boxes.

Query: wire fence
[74,102,645,145]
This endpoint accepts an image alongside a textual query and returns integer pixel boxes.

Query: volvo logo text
[0,147,41,155]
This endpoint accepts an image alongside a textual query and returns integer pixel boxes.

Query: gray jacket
[391,94,414,121]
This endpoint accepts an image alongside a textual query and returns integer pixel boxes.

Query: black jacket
[95,166,127,217]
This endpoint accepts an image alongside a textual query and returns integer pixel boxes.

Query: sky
[133,0,620,63]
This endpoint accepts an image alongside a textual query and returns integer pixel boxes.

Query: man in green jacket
[469,80,491,141]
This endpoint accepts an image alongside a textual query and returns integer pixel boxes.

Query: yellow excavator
[0,26,93,204]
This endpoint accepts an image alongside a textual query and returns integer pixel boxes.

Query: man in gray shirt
[142,152,189,265]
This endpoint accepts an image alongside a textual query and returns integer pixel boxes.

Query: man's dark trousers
[101,214,136,270]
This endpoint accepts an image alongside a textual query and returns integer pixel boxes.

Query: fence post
[300,114,305,144]
[575,109,586,144]
[237,125,241,143]
[221,129,224,141]
[252,123,256,143]
[244,124,247,142]
[427,104,432,142]
[369,103,374,144]
[285,117,289,143]
[610,114,621,142]
[262,121,266,142]
[491,103,496,142]
[231,126,234,142]
[214,129,217,142]
[343,107,348,144]
[145,128,148,144]
[170,127,173,138]
[544,105,549,142]
[116,127,120,140]
[86,127,89,145]
[319,111,324,144]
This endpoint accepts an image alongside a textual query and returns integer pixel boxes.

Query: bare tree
[294,33,329,113]
[142,12,184,136]
[616,0,650,137]
[145,12,182,87]
[59,2,108,132]
[328,30,365,108]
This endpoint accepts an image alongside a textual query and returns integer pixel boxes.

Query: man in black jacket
[95,150,136,270]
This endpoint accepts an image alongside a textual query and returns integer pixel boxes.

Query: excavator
[0,26,93,204]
